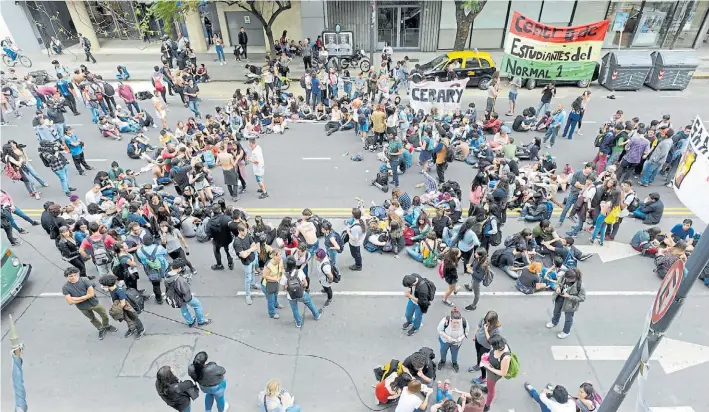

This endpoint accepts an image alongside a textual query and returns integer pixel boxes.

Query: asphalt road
[1,77,708,412]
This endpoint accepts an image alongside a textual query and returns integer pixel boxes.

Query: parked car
[1,241,32,310]
[523,63,601,89]
[411,51,497,90]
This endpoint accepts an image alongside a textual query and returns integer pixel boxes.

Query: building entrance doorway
[377,4,421,50]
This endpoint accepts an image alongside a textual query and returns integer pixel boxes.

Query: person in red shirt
[79,221,117,276]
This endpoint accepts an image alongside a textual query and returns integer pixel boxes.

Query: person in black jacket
[402,273,436,336]
[57,226,91,279]
[188,351,228,411]
[238,27,248,59]
[205,204,234,270]
[156,365,199,412]
[632,192,664,225]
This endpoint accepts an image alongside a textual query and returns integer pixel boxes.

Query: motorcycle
[340,49,371,72]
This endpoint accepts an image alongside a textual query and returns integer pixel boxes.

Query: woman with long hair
[3,140,48,199]
[576,382,602,411]
[159,221,196,275]
[188,351,228,412]
[259,379,300,411]
[468,173,489,217]
[261,248,285,319]
[57,226,89,278]
[441,247,462,306]
[464,249,490,311]
[480,335,512,411]
[471,310,503,384]
[155,365,198,412]
[547,268,586,339]
[450,217,480,274]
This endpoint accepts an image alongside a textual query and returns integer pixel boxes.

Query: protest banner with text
[501,12,609,80]
[410,78,467,114]
[672,116,709,223]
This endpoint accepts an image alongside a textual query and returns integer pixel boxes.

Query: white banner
[410,78,468,114]
[672,115,709,223]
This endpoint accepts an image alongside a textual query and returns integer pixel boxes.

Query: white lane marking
[582,120,597,124]
[37,290,702,298]
[0,124,19,127]
[66,124,84,126]
[302,157,331,160]
[649,408,696,412]
[85,159,109,162]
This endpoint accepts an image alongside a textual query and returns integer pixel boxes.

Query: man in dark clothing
[632,192,664,225]
[79,33,97,63]
[402,273,436,336]
[238,27,248,59]
[205,204,233,270]
[46,103,66,139]
[169,160,191,195]
[55,73,79,115]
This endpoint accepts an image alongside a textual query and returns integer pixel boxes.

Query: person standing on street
[543,104,566,148]
[80,221,117,276]
[321,221,343,268]
[436,307,470,373]
[165,258,213,327]
[261,248,285,319]
[536,82,556,118]
[546,268,585,339]
[464,249,490,311]
[639,130,672,187]
[79,33,97,63]
[100,274,146,339]
[117,81,140,116]
[248,138,269,199]
[615,126,650,183]
[232,223,260,305]
[469,310,503,384]
[558,162,593,227]
[46,102,66,140]
[238,27,248,60]
[156,365,199,412]
[480,335,511,412]
[401,273,436,336]
[206,204,234,270]
[62,266,117,340]
[506,76,522,116]
[57,226,89,278]
[346,208,365,271]
[188,351,229,412]
[315,249,336,308]
[184,78,201,119]
[433,133,451,184]
[55,73,80,115]
[562,95,583,140]
[64,126,93,175]
[282,256,323,328]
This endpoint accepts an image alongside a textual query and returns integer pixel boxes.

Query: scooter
[340,49,371,72]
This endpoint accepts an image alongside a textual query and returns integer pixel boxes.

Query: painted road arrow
[551,338,709,374]
[575,240,641,263]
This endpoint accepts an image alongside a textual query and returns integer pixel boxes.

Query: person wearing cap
[164,258,212,326]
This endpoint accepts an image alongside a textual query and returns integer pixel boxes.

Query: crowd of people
[2,28,707,412]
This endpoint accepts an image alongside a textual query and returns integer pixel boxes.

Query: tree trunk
[265,28,275,53]
[453,0,487,50]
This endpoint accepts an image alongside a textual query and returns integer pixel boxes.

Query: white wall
[0,2,41,53]
[540,0,576,25]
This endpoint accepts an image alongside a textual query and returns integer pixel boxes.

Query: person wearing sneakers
[437,307,470,373]
[523,382,576,412]
[164,258,213,327]
[232,223,260,305]
[546,268,585,339]
[346,208,366,271]
[261,248,285,319]
[248,138,269,199]
[281,256,322,328]
[402,273,436,336]
[470,310,503,384]
[315,248,336,307]
[62,266,118,340]
[100,274,146,340]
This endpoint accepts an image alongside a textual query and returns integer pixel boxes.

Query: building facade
[2,0,708,54]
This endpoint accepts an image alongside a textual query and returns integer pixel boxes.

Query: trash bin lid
[611,51,653,67]
[654,50,700,67]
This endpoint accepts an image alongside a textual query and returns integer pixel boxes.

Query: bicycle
[2,49,32,68]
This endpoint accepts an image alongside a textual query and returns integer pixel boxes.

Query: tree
[229,0,292,52]
[454,0,487,50]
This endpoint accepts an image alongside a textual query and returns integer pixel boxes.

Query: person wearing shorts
[248,138,269,199]
[507,76,521,116]
[152,90,168,129]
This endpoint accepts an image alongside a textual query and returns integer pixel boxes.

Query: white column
[65,0,100,50]
[185,8,207,52]
[215,2,231,47]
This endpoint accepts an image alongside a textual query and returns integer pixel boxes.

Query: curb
[692,73,709,79]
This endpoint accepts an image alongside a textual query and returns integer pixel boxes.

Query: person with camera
[164,258,212,327]
[38,138,76,197]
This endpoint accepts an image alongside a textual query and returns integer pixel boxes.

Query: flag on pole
[9,315,28,412]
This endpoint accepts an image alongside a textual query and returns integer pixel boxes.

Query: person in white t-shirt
[279,256,322,328]
[248,138,268,199]
[396,380,432,412]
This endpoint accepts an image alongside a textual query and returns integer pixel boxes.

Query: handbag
[265,280,279,294]
[4,162,22,180]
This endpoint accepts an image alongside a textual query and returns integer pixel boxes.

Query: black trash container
[598,51,653,91]
[645,50,699,91]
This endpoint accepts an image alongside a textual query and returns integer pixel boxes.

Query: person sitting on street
[481,112,501,134]
[630,227,666,256]
[98,116,121,140]
[515,262,548,295]
[116,65,130,80]
[632,192,664,225]
[670,219,698,245]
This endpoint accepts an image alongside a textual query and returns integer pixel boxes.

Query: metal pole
[370,0,376,63]
[598,233,709,412]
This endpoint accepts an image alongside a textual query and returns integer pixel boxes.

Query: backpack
[504,352,521,379]
[285,270,304,300]
[445,145,454,163]
[202,150,216,167]
[482,266,494,287]
[196,217,211,243]
[422,241,439,268]
[594,132,605,148]
[165,280,185,309]
[562,247,578,269]
[443,316,468,337]
[330,231,344,253]
[373,359,403,382]
[125,288,145,314]
[403,227,415,246]
[543,201,554,220]
[370,206,387,220]
[627,195,640,212]
[4,163,21,180]
[490,248,505,267]
[143,246,163,281]
[90,235,113,266]
[483,218,501,246]
[83,37,91,49]
[309,215,324,238]
[321,261,341,283]
[153,74,165,92]
[103,82,115,96]
[299,75,306,88]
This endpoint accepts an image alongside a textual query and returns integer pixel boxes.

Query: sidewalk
[19,43,709,82]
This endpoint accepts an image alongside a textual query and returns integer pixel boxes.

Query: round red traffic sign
[651,259,684,324]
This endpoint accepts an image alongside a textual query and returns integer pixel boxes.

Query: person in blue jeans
[188,351,229,412]
[387,132,404,188]
[321,222,342,267]
[562,95,583,140]
[261,249,285,319]
[558,163,594,226]
[436,307,470,372]
[546,268,585,339]
[590,202,610,245]
[164,259,213,327]
[281,256,322,328]
[402,273,435,336]
[542,104,566,148]
[523,382,577,412]
[232,223,260,305]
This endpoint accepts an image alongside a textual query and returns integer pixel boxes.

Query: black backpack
[445,144,454,163]
[125,288,145,314]
[309,216,324,238]
[285,270,304,299]
[103,82,115,96]
[490,248,506,267]
[443,316,468,336]
[321,261,341,283]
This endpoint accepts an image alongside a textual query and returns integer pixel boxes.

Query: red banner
[508,11,610,44]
